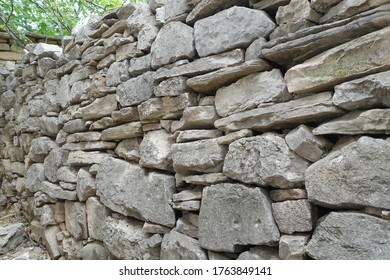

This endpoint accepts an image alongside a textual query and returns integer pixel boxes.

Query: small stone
[176,213,198,239]
[171,106,219,132]
[176,129,222,143]
[43,226,61,259]
[0,223,25,255]
[86,197,111,241]
[41,181,77,200]
[171,201,201,211]
[216,129,253,145]
[77,168,96,202]
[67,151,113,166]
[82,242,109,260]
[57,166,78,183]
[237,246,279,260]
[115,138,141,162]
[154,76,189,97]
[181,173,231,186]
[101,122,143,141]
[279,234,310,260]
[270,189,308,202]
[117,71,155,107]
[142,222,171,235]
[65,201,88,240]
[77,94,118,121]
[67,132,102,143]
[44,148,69,183]
[111,107,140,122]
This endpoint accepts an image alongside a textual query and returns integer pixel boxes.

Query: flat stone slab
[0,223,26,255]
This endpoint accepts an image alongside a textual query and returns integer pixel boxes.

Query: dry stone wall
[1,0,390,260]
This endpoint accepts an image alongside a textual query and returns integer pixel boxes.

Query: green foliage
[0,0,147,45]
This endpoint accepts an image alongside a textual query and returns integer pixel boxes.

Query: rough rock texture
[307,212,390,259]
[116,71,155,106]
[237,246,279,260]
[279,234,310,260]
[0,223,25,254]
[199,183,280,253]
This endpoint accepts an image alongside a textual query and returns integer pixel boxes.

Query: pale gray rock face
[28,137,57,163]
[41,181,77,200]
[154,76,188,97]
[37,57,57,78]
[106,60,130,87]
[332,70,390,110]
[86,197,111,241]
[245,37,267,61]
[116,42,143,62]
[194,7,275,57]
[237,246,279,260]
[160,230,208,260]
[63,119,87,134]
[65,201,88,240]
[138,98,164,121]
[67,151,113,166]
[82,242,109,260]
[307,212,390,260]
[199,183,280,253]
[171,139,228,175]
[77,94,118,121]
[253,0,291,13]
[127,3,157,37]
[279,234,310,260]
[171,106,219,132]
[305,136,390,209]
[164,0,194,22]
[44,148,69,183]
[40,204,56,226]
[57,166,78,183]
[67,132,101,143]
[0,223,25,255]
[215,69,290,117]
[0,90,15,112]
[129,54,152,75]
[162,92,197,119]
[96,157,176,227]
[313,109,390,135]
[101,122,143,141]
[150,22,195,69]
[25,164,46,193]
[115,138,141,162]
[272,200,317,234]
[139,130,174,172]
[176,213,198,238]
[176,129,222,143]
[311,0,343,13]
[76,168,96,202]
[223,134,310,188]
[39,115,61,137]
[43,226,61,259]
[117,71,155,107]
[138,25,159,52]
[103,216,160,260]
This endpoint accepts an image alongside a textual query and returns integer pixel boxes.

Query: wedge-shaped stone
[67,151,112,166]
[199,183,280,253]
[101,122,143,140]
[215,69,290,117]
[171,139,228,175]
[224,134,310,188]
[313,109,390,135]
[253,0,291,13]
[194,7,275,57]
[164,0,194,22]
[311,0,343,13]
[44,148,69,183]
[285,26,390,95]
[215,92,345,133]
[307,212,390,259]
[187,59,272,93]
[106,60,130,87]
[96,157,176,227]
[41,181,77,200]
[332,70,390,110]
[171,106,219,132]
[306,136,390,209]
[0,223,25,255]
[181,173,230,186]
[86,197,110,241]
[117,71,155,106]
[77,94,117,121]
[65,201,88,240]
[176,129,222,143]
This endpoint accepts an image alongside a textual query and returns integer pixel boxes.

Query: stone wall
[1,0,389,260]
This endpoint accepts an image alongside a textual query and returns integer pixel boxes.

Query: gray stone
[22,65,37,81]
[40,204,56,226]
[62,236,83,259]
[57,166,78,183]
[176,213,198,238]
[65,201,88,240]
[171,106,219,132]
[41,181,77,200]
[96,157,176,227]
[143,222,171,235]
[54,202,65,223]
[307,212,390,259]
[285,124,332,162]
[245,37,267,61]
[194,7,275,57]
[78,94,118,120]
[101,122,143,141]
[37,57,56,78]
[139,130,174,171]
[62,141,117,151]
[199,183,280,253]
[253,0,291,13]
[82,242,109,260]
[215,69,290,117]
[59,182,76,191]
[176,129,222,143]
[162,92,197,119]
[0,90,16,111]
[154,76,188,97]
[332,70,390,110]
[127,3,157,37]
[164,0,194,22]
[39,116,61,137]
[181,173,230,186]
[63,119,87,134]
[117,4,137,20]
[115,138,141,162]
[33,43,62,58]
[89,117,118,130]
[0,223,25,255]
[80,45,116,64]
[151,22,195,69]
[44,148,69,183]
[272,200,317,234]
[313,109,390,135]
[77,168,96,202]
[106,60,130,87]
[103,216,160,260]
[161,230,207,260]
[285,26,390,95]
[172,190,202,202]
[311,0,343,13]
[171,201,201,211]
[129,54,152,75]
[305,136,390,209]
[86,197,111,241]
[116,42,143,62]
[138,98,165,122]
[67,132,102,143]
[270,189,308,202]
[216,129,253,145]
[215,92,345,133]
[111,107,140,122]
[187,59,272,93]
[237,246,279,260]
[149,0,166,12]
[43,226,61,259]
[67,151,113,166]
[33,191,56,207]
[25,164,45,193]
[171,139,228,175]
[117,71,155,107]
[138,25,159,52]
[224,134,310,188]
[279,234,310,260]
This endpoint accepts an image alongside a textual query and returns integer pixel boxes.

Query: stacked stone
[1,0,389,260]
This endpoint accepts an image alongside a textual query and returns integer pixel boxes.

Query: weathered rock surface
[181,173,230,186]
[96,157,176,227]
[114,138,141,162]
[82,242,109,260]
[305,137,390,209]
[307,212,390,259]
[101,122,143,141]
[25,164,45,192]
[171,106,219,132]
[77,95,117,121]
[41,181,77,200]
[176,213,199,239]
[223,134,310,188]
[270,188,308,202]
[253,0,291,13]
[76,168,96,201]
[194,7,275,57]
[237,246,279,260]
[44,148,69,183]
[175,129,222,143]
[65,201,88,240]
[199,183,280,252]
[311,0,343,13]
[279,234,310,260]
[117,71,155,106]
[0,223,25,255]
[67,151,112,166]
[86,197,111,241]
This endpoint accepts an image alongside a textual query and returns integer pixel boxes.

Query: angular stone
[102,20,128,38]
[127,3,157,37]
[44,148,69,183]
[54,202,65,223]
[307,212,390,259]
[164,0,194,22]
[25,164,45,193]
[162,92,197,119]
[37,57,56,78]
[39,116,61,137]
[42,226,61,259]
[41,204,56,226]
[78,94,118,121]
[138,98,165,122]
[129,54,152,75]
[65,201,88,240]
[115,138,141,162]
[139,130,174,171]
[96,157,176,227]
[181,173,230,186]
[81,45,116,64]
[187,59,272,93]
[117,71,155,107]
[41,181,77,200]
[306,136,390,209]
[253,0,291,13]
[224,134,310,188]
[77,168,96,202]
[186,0,248,24]
[28,137,57,163]
[176,129,222,143]
[63,119,87,134]
[311,0,343,13]
[272,200,317,234]
[154,76,189,97]
[151,22,195,69]
[89,117,118,130]
[161,230,207,260]
[237,246,279,260]
[67,132,101,143]
[285,26,390,95]
[199,183,280,253]
[215,92,345,133]
[86,197,111,241]
[101,122,143,141]
[270,189,308,202]
[116,42,143,62]
[0,90,15,111]
[245,37,267,61]
[314,109,390,135]
[106,60,130,87]
[194,7,275,57]
[286,124,332,162]
[67,151,113,166]
[171,106,219,132]
[103,216,160,260]
[143,222,171,235]
[22,65,37,81]
[0,223,25,255]
[155,49,244,81]
[279,234,310,260]
[62,141,117,151]
[33,43,62,58]
[333,70,390,110]
[215,69,290,117]
[171,139,227,175]
[111,107,140,122]
[82,242,109,260]
[138,25,159,52]
[171,200,201,211]
[57,166,78,183]
[216,129,253,145]
[176,213,199,238]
